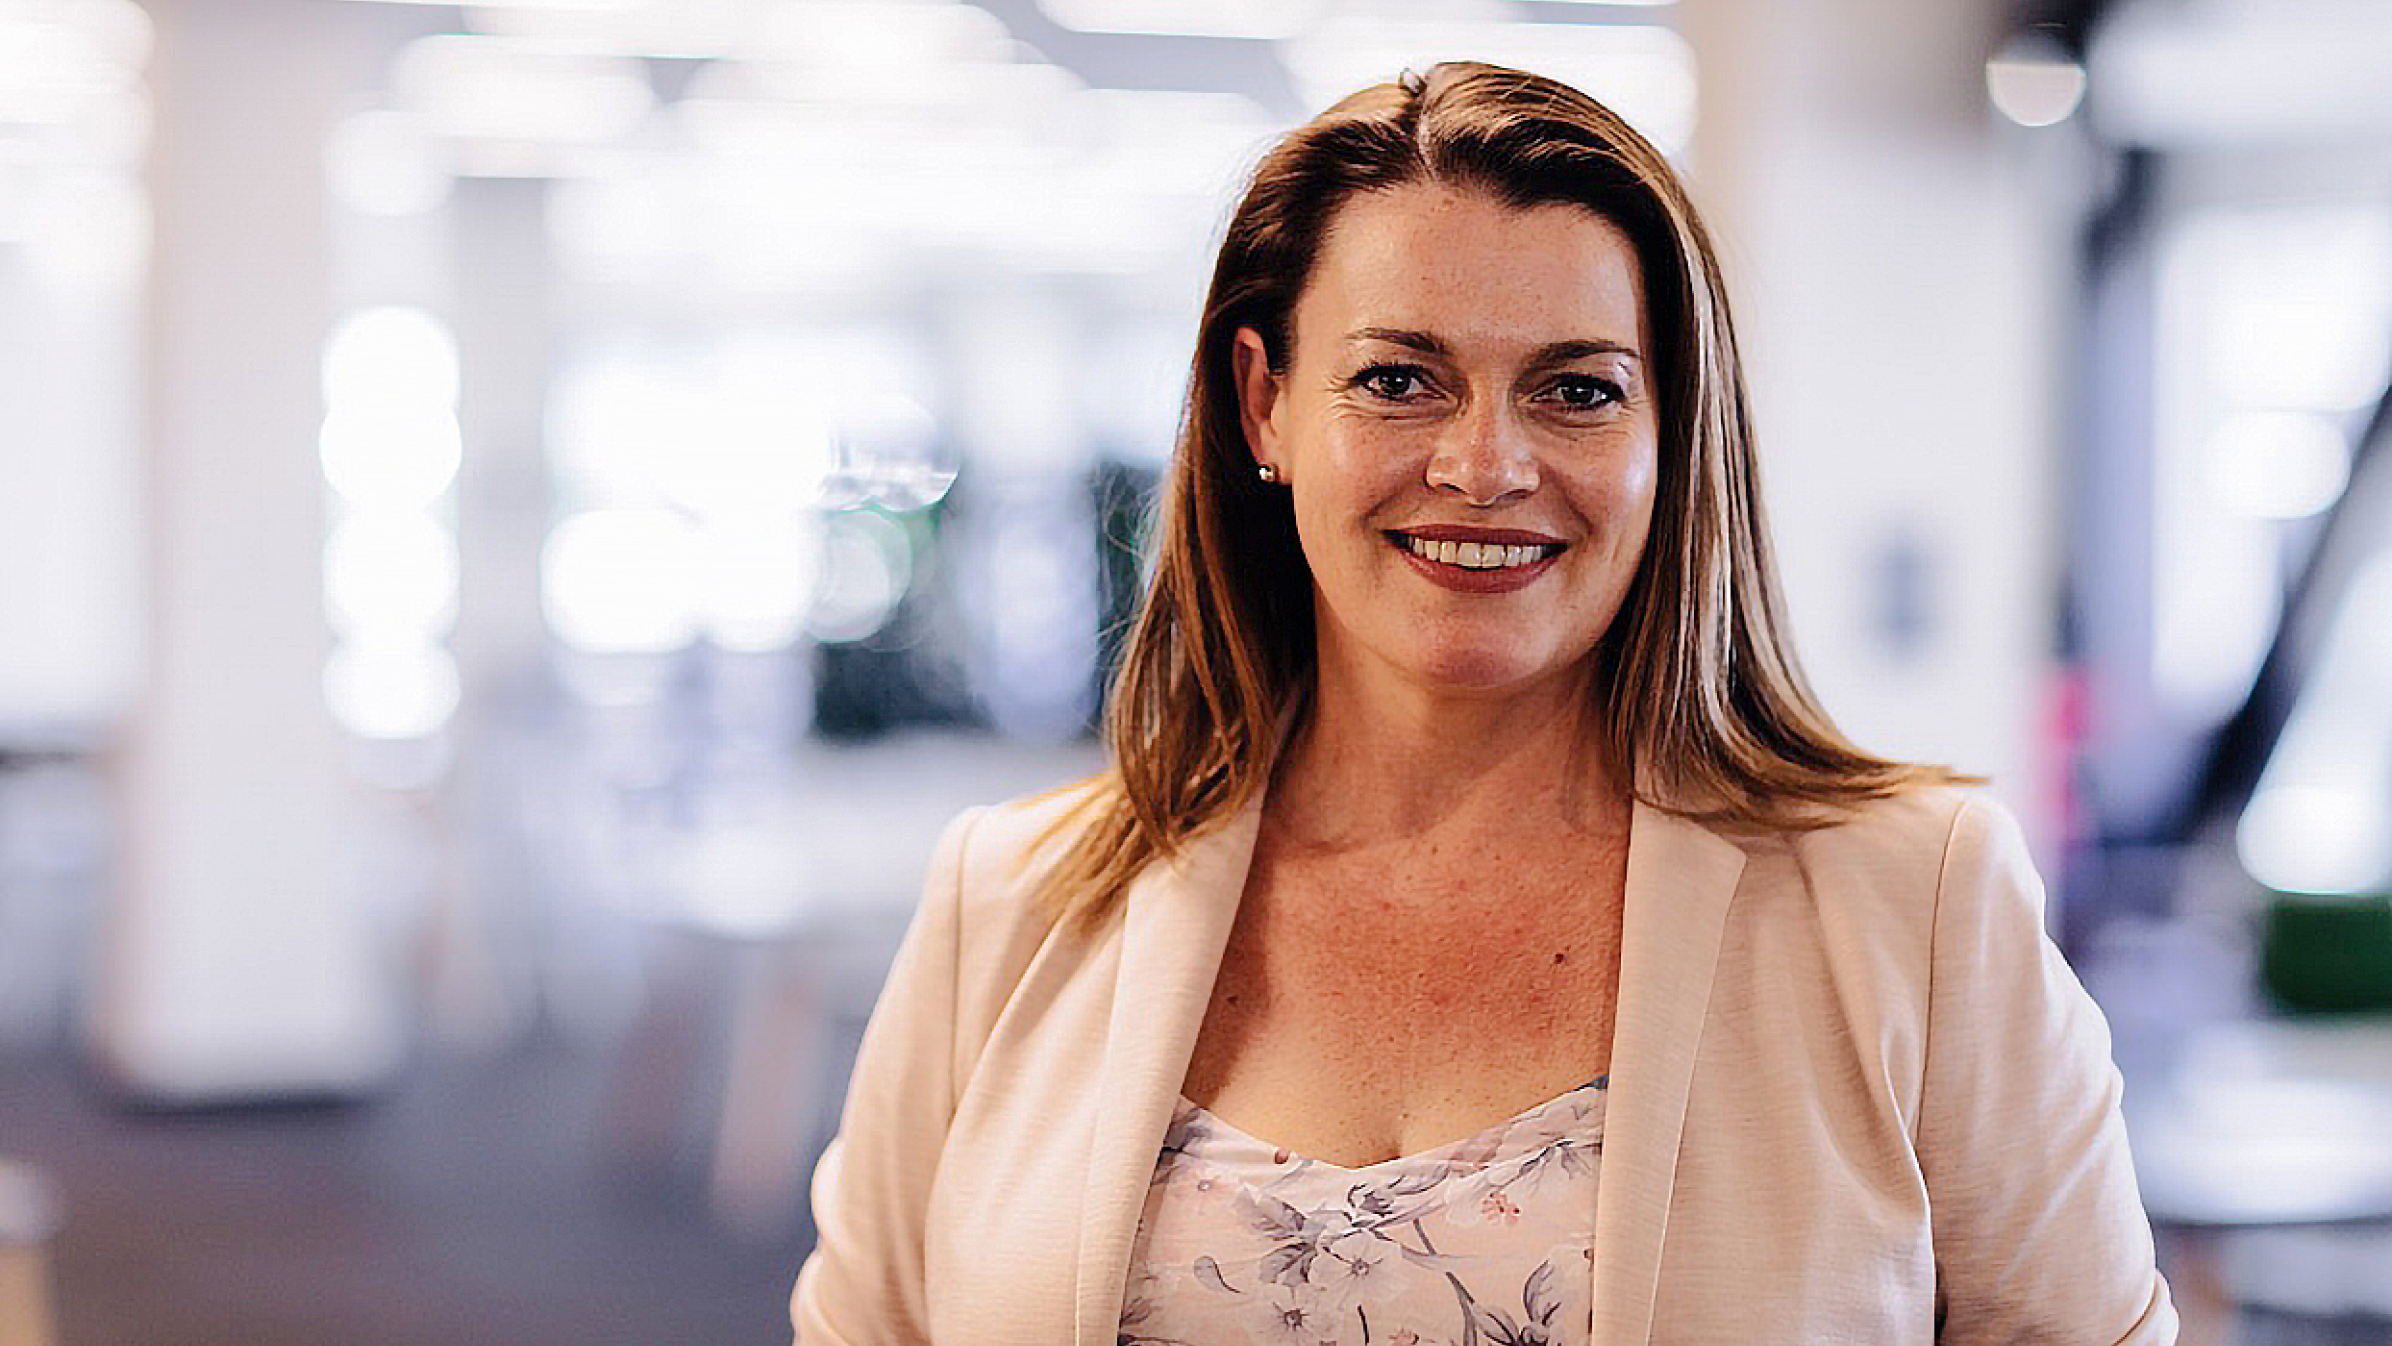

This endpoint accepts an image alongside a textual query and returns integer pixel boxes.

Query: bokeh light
[323,639,461,741]
[541,507,702,655]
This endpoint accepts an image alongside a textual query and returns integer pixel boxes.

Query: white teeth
[1404,536,1552,569]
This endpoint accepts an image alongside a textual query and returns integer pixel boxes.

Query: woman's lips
[1396,525,1565,546]
[1385,528,1565,594]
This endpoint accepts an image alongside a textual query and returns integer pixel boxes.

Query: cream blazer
[791,782,2177,1344]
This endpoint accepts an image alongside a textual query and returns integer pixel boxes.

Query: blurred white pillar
[0,175,143,746]
[98,0,404,1099]
[432,175,563,1048]
[1683,0,2072,830]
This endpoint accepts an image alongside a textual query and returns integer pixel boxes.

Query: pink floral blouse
[1121,1078,1606,1346]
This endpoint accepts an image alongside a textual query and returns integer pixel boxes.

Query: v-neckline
[1174,1075,1608,1177]
[1071,792,1749,1346]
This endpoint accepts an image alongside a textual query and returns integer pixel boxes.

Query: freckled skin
[1184,184,1651,1168]
[1188,820,1628,1168]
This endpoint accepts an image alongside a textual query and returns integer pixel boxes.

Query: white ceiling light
[695,515,822,653]
[750,0,1015,68]
[323,513,462,640]
[322,306,460,414]
[341,0,639,7]
[2093,0,2392,145]
[390,34,654,149]
[2179,208,2392,414]
[540,508,702,654]
[1985,31,2086,128]
[0,15,139,132]
[320,407,464,511]
[459,0,740,60]
[323,640,461,740]
[1038,0,1330,40]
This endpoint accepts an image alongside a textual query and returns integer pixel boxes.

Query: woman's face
[1234,181,1660,706]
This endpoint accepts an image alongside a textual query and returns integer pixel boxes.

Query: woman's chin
[1394,646,1581,700]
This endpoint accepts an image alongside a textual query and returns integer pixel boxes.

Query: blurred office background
[2,0,2390,1340]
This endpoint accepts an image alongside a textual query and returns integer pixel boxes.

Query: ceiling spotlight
[1986,30,2086,128]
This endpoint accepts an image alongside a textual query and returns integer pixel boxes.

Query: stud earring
[1256,463,1280,484]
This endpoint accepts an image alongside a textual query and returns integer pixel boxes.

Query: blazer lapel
[1070,798,1262,1344]
[1593,800,1748,1342]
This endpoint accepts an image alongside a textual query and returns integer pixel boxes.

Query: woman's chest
[1182,840,1627,1167]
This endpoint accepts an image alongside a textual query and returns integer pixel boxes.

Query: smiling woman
[790,63,2177,1345]
[1234,185,1658,700]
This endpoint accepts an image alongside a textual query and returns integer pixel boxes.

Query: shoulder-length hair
[1042,61,1971,925]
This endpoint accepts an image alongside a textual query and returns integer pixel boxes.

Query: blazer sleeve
[1916,796,2177,1344]
[790,806,983,1346]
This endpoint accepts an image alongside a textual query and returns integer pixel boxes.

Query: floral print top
[1121,1078,1605,1346]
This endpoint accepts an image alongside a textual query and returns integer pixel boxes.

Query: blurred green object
[2261,891,2392,1012]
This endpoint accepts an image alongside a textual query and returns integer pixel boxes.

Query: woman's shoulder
[946,773,1114,878]
[1776,784,2025,870]
[1758,787,2050,965]
[924,775,1126,1050]
[1711,786,2040,937]
[928,772,1119,933]
[1738,788,2053,1020]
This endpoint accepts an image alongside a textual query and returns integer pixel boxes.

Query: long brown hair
[1043,62,1971,925]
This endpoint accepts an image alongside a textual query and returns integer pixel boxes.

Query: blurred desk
[2132,1015,2392,1335]
[2137,1016,2392,1228]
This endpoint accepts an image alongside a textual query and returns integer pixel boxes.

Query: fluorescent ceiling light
[748,0,1014,67]
[451,0,1013,64]
[1038,0,1330,39]
[2093,0,2392,144]
[339,0,641,8]
[390,34,655,147]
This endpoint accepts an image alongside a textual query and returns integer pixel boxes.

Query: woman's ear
[1231,327,1283,476]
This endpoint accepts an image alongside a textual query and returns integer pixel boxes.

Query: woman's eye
[1547,375,1620,410]
[1355,365,1429,400]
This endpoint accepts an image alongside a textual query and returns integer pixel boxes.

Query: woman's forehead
[1296,183,1649,359]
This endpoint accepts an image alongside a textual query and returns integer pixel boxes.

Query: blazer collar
[1593,797,1749,1342]
[1063,790,1749,1345]
[1072,795,1263,1344]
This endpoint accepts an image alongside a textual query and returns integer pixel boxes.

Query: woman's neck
[1267,660,1628,850]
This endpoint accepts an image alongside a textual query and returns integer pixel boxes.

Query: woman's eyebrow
[1345,327,1641,368]
[1345,326,1448,355]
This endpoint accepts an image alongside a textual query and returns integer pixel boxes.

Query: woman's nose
[1423,404,1539,505]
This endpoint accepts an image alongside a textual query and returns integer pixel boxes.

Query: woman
[792,63,2175,1344]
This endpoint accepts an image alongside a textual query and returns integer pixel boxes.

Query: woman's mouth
[1385,529,1566,591]
[1396,536,1563,570]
